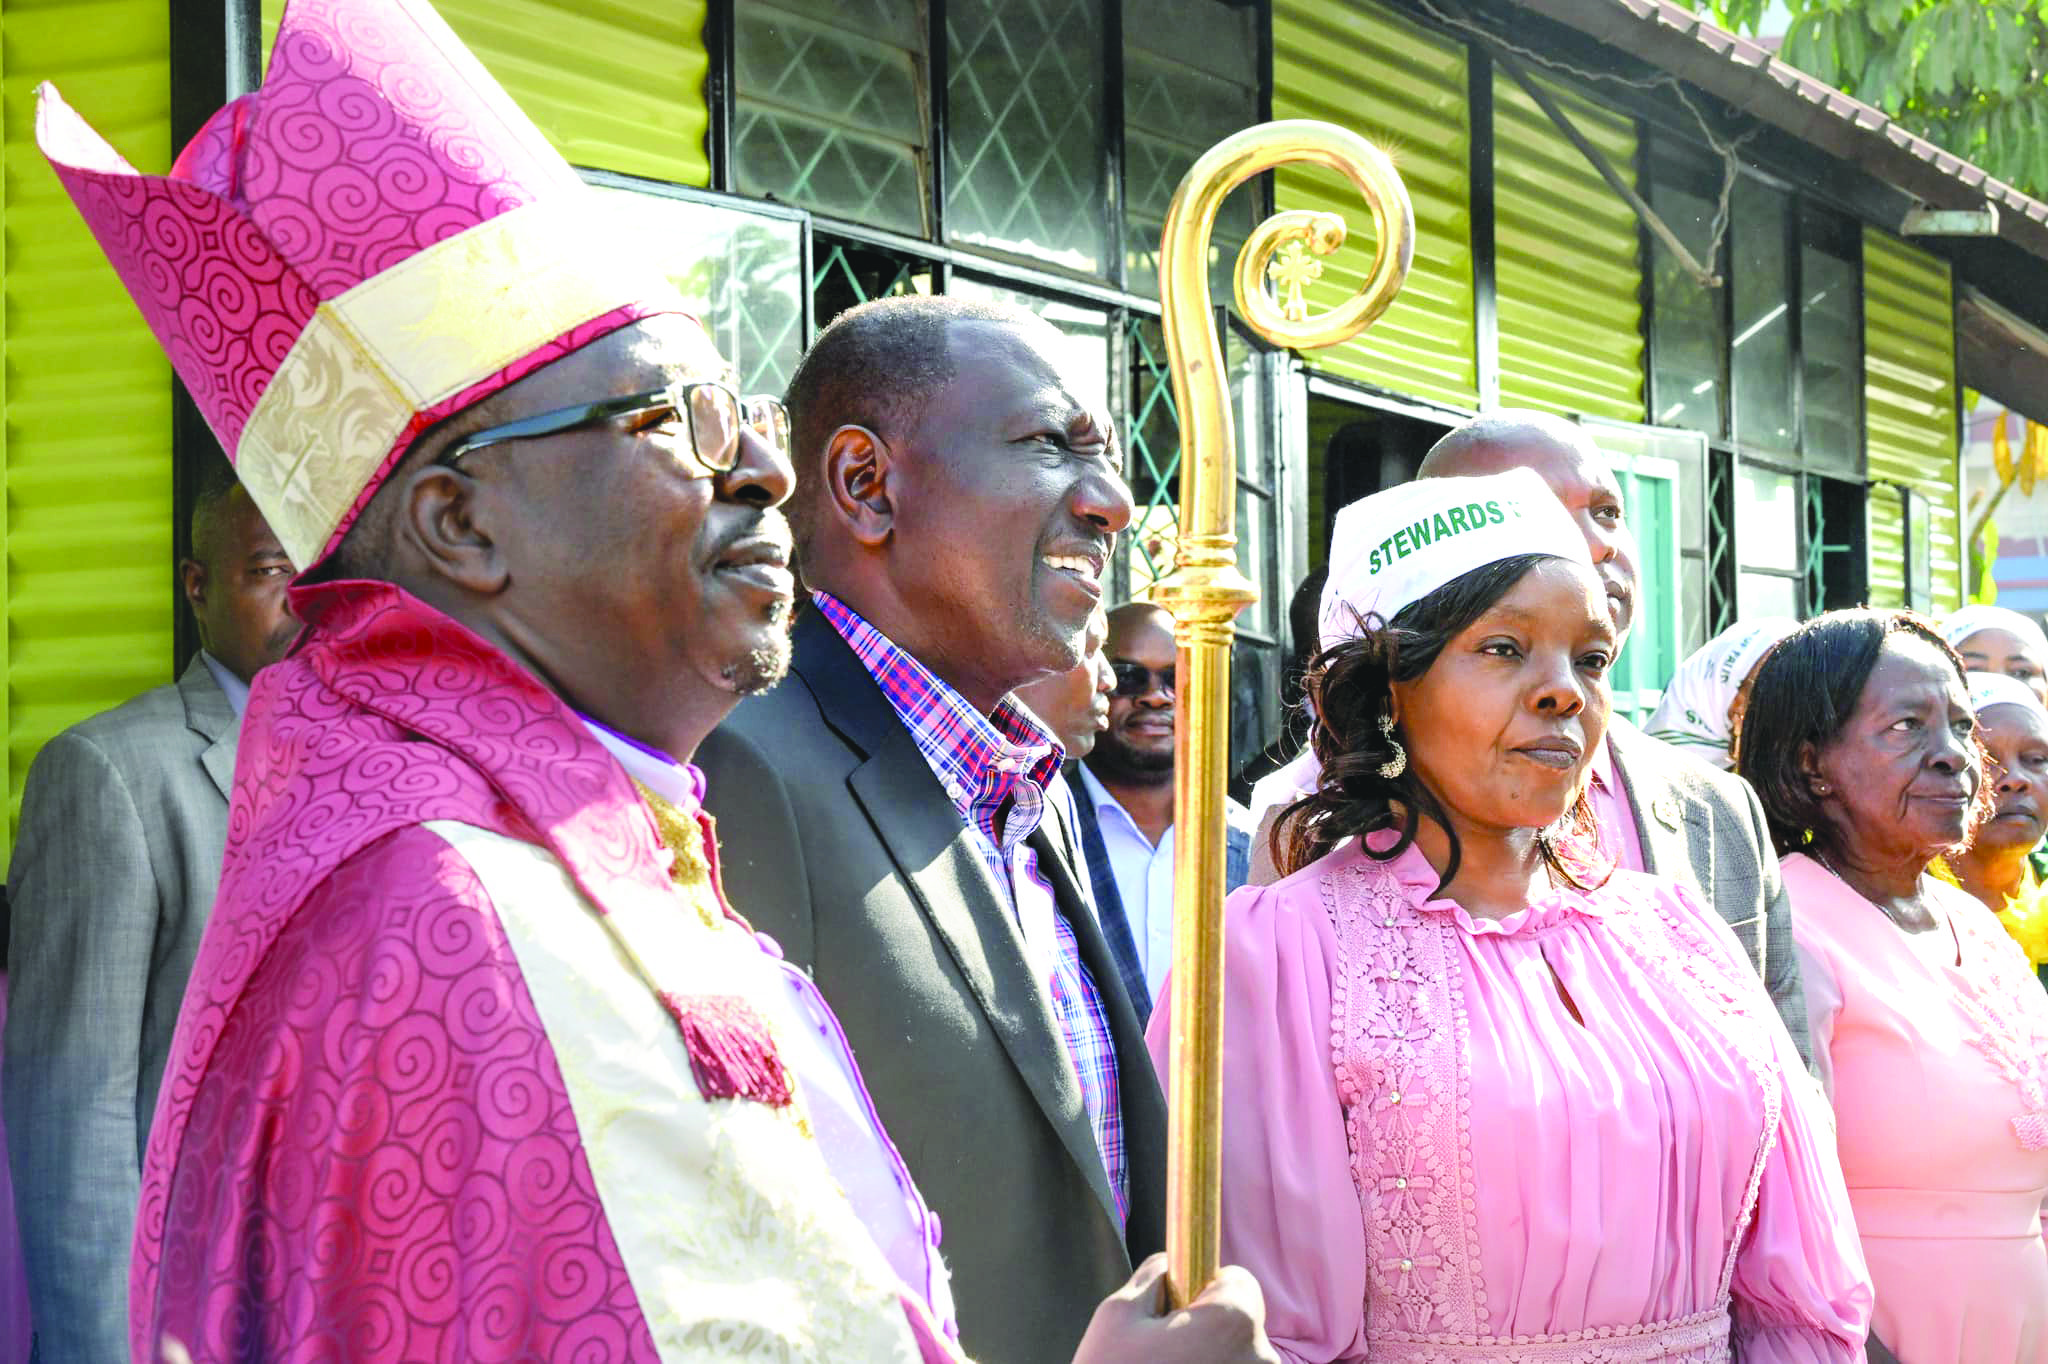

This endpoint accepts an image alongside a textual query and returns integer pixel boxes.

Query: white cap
[1319,467,1595,650]
[1643,617,1800,769]
[1939,604,2048,657]
[1246,468,1598,828]
[1967,670,2048,721]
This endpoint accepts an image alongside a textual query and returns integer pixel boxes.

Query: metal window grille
[734,0,931,237]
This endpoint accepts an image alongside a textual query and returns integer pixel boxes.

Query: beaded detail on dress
[1368,1304,1731,1364]
[1943,897,2048,1150]
[1323,858,1779,1361]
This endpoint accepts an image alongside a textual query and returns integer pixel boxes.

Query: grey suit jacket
[697,609,1167,1364]
[4,656,236,1364]
[1608,717,1812,1064]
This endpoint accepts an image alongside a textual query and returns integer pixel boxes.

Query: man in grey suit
[698,297,1180,1364]
[1417,411,1812,1062]
[5,465,296,1363]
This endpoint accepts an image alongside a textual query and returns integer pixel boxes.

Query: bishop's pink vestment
[130,581,958,1363]
[1148,835,1872,1363]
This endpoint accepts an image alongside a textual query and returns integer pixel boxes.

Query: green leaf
[1869,0,1911,35]
[1841,15,1872,84]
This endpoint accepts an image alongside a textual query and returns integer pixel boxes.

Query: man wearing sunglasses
[1074,603,1253,1024]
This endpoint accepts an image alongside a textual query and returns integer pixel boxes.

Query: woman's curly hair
[1270,553,1605,888]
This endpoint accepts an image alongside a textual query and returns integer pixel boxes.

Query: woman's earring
[1377,714,1407,780]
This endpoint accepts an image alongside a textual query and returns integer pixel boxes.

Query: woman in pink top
[1737,611,2048,1362]
[1147,470,1870,1364]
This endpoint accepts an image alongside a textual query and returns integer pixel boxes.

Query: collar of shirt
[811,589,1064,848]
[576,712,707,813]
[1075,761,1153,848]
[199,650,250,718]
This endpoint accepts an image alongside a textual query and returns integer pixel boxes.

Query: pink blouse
[1147,836,1871,1363]
[1787,853,2048,1363]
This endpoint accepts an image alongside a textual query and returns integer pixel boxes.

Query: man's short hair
[781,294,1037,552]
[188,450,244,569]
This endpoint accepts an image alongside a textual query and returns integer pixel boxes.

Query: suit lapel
[794,613,1128,1232]
[1610,721,1714,899]
[178,655,240,801]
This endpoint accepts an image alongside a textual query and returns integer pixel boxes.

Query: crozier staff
[1151,468,1871,1363]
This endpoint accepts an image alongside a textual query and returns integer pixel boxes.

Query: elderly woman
[1935,672,2048,970]
[1148,469,1870,1364]
[1645,616,1799,769]
[1738,612,2048,1363]
[1941,603,2048,703]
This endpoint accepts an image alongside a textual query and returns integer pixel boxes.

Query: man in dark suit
[4,463,296,1363]
[699,296,1177,1364]
[1416,411,1812,1063]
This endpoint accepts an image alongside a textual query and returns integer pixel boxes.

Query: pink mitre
[36,0,693,571]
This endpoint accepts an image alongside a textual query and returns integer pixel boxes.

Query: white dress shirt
[199,650,250,717]
[1075,763,1177,998]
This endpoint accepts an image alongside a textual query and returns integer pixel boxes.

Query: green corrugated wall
[263,0,712,186]
[2,0,177,863]
[1493,71,1644,421]
[1272,0,1476,410]
[1863,228,1961,611]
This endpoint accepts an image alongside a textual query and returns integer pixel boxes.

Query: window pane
[1738,571,1801,619]
[1731,178,1795,454]
[1648,132,1726,438]
[946,0,1107,273]
[1681,556,1708,657]
[1122,0,1258,299]
[596,188,804,396]
[1801,208,1862,475]
[1736,462,1800,573]
[736,0,929,237]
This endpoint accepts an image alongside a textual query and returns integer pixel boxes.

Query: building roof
[1508,0,2048,262]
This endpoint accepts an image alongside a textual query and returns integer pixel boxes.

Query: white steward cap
[1317,466,1596,650]
[1247,468,1599,826]
[1967,670,2048,721]
[1939,604,2048,657]
[1643,617,1800,769]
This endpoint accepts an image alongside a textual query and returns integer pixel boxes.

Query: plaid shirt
[813,590,1128,1221]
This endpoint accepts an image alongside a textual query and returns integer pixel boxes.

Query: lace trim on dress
[1324,861,1777,1357]
[1325,858,1487,1338]
[1944,898,2048,1150]
[1368,1304,1731,1363]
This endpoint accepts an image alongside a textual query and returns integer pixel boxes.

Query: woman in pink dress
[1148,469,1871,1364]
[1737,611,2048,1363]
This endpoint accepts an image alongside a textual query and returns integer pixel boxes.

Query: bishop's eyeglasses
[436,379,790,475]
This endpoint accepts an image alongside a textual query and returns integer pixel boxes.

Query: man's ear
[396,465,509,595]
[179,558,207,612]
[822,424,895,549]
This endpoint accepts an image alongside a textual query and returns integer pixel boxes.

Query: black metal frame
[704,0,737,193]
[1469,48,1499,412]
[167,0,261,674]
